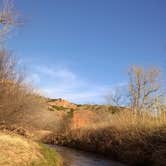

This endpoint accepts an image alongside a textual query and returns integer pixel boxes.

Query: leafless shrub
[0,49,44,125]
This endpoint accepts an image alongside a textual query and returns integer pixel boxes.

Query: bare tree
[0,1,43,125]
[0,50,26,122]
[105,87,124,106]
[0,0,22,42]
[128,65,164,112]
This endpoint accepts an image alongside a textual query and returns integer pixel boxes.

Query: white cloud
[42,86,110,104]
[28,65,126,104]
[55,69,76,80]
[25,73,41,85]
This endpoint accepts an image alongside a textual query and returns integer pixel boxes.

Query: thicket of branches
[106,65,166,115]
[0,0,43,124]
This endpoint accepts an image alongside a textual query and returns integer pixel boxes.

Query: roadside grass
[30,144,63,166]
[0,132,62,166]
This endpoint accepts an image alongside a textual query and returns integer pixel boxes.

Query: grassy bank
[0,132,62,166]
[43,110,166,166]
[30,144,63,166]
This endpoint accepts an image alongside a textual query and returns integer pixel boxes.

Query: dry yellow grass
[84,110,166,130]
[0,132,43,166]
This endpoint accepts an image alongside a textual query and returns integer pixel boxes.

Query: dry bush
[0,49,61,130]
[65,107,166,131]
[0,49,44,125]
[44,108,166,165]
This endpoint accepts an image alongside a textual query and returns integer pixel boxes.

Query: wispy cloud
[27,65,126,104]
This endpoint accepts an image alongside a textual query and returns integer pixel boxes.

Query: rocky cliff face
[48,98,77,109]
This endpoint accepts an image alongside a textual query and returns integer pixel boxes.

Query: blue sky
[3,0,166,103]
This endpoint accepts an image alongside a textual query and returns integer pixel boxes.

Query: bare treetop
[0,0,22,42]
[128,65,164,112]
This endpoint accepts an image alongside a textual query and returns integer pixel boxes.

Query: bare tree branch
[128,65,164,112]
[105,87,125,106]
[0,0,22,42]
